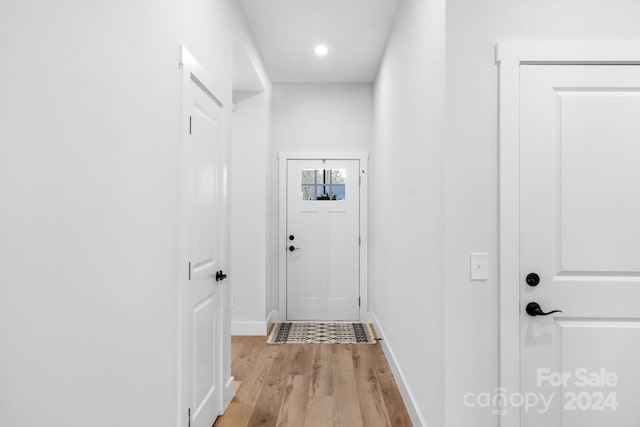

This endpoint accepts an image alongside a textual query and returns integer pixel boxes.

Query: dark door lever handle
[526,302,562,316]
[288,246,300,252]
[215,270,227,282]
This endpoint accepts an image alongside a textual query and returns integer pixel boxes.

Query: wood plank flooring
[214,335,413,427]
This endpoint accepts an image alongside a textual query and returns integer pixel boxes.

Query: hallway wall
[269,83,374,319]
[444,1,640,426]
[231,92,272,333]
[230,20,273,335]
[0,1,248,426]
[371,0,446,425]
[271,83,373,152]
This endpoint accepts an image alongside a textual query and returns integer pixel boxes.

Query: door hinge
[359,175,361,186]
[359,236,361,246]
[359,297,361,307]
[188,262,191,280]
[188,408,191,427]
[189,116,192,134]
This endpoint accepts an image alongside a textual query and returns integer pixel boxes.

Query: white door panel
[193,294,217,415]
[327,211,359,301]
[287,159,359,320]
[520,65,640,427]
[182,75,224,427]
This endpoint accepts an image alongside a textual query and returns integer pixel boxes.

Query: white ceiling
[239,0,400,83]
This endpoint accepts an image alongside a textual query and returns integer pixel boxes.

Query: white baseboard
[266,310,276,333]
[370,312,425,427]
[222,376,234,411]
[231,311,278,336]
[231,320,267,335]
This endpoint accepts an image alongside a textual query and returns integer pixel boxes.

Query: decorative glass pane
[301,185,315,201]
[331,169,346,184]
[301,170,317,184]
[331,185,345,200]
[300,169,347,201]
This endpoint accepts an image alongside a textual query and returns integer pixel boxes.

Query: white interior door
[520,64,640,426]
[286,159,360,320]
[181,74,225,427]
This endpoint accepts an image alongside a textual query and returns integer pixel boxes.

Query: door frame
[178,45,233,427]
[277,152,369,322]
[497,42,640,427]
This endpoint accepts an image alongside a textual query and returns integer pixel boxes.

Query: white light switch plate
[470,252,489,281]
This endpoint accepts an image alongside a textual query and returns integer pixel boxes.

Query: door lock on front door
[526,273,540,286]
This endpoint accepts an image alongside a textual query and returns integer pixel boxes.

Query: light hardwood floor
[214,335,413,427]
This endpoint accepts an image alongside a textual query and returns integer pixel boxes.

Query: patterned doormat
[267,322,377,344]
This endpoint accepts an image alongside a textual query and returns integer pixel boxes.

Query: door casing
[277,152,369,322]
[497,42,640,427]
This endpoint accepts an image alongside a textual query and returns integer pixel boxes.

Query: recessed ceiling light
[314,44,328,56]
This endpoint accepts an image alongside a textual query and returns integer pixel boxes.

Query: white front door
[181,74,226,427]
[519,64,640,426]
[286,159,360,320]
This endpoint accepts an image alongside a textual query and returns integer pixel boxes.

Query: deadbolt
[526,273,540,286]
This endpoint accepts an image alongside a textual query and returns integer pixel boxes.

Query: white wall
[230,93,272,334]
[230,40,272,334]
[0,1,245,425]
[444,1,640,426]
[371,0,446,425]
[269,83,373,319]
[272,83,373,152]
[229,10,273,335]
